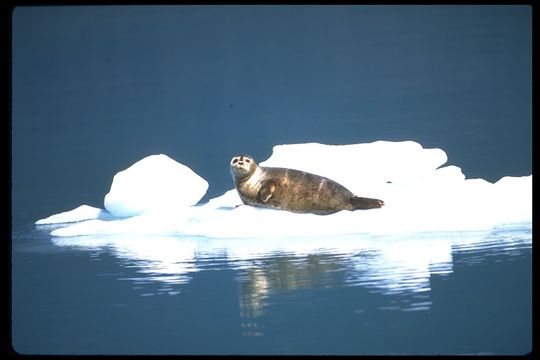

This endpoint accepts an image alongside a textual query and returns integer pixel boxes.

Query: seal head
[230,155,256,182]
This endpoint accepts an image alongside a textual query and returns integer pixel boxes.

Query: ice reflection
[451,223,532,263]
[237,253,343,318]
[49,222,531,313]
[344,234,455,295]
[52,235,198,292]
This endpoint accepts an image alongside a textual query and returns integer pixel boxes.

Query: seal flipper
[258,179,279,203]
[350,196,384,210]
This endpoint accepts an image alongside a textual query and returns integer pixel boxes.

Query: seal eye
[232,158,238,164]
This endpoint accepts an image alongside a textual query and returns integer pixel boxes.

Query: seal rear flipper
[350,196,384,210]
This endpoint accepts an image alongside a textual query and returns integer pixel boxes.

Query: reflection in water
[237,254,342,316]
[51,234,199,295]
[239,268,270,319]
[235,253,345,337]
[346,236,454,294]
[49,222,531,320]
[238,267,269,337]
[451,223,532,265]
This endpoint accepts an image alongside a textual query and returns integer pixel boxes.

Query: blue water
[11,5,532,355]
[12,223,532,355]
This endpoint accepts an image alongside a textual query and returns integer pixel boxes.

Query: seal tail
[350,196,384,210]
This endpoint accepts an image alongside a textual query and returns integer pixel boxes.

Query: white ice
[35,204,115,225]
[103,154,208,217]
[36,141,532,238]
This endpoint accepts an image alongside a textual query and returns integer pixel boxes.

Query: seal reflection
[237,253,345,336]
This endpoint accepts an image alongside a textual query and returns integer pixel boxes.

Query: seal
[230,155,384,215]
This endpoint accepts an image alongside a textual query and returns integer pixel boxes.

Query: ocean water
[11,222,532,355]
[11,5,532,355]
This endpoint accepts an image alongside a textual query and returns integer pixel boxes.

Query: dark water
[12,223,532,355]
[11,5,532,355]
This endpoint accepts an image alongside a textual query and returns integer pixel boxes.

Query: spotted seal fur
[230,155,384,215]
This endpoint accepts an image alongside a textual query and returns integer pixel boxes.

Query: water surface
[12,222,531,355]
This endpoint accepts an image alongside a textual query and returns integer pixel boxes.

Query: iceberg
[103,154,208,217]
[36,141,532,238]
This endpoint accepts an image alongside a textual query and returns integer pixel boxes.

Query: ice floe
[36,141,532,238]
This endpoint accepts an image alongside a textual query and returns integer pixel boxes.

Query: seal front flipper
[350,196,384,210]
[258,179,279,203]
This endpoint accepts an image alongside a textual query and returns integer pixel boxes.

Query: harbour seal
[230,155,384,215]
